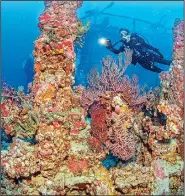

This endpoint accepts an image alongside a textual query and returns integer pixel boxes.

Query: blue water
[2,1,183,90]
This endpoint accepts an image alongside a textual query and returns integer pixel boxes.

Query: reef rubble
[1,1,184,195]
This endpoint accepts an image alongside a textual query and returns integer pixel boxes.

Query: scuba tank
[132,33,162,58]
[132,32,150,44]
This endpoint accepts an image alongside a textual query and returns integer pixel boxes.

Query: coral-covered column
[158,19,184,145]
[32,1,82,112]
[1,1,93,195]
[32,0,89,178]
[150,19,184,195]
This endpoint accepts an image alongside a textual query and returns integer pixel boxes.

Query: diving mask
[120,30,131,42]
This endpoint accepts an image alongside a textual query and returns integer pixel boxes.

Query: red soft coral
[87,137,103,152]
[89,103,109,143]
[39,12,51,23]
[1,102,9,117]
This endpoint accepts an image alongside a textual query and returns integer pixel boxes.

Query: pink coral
[115,105,121,114]
[108,130,136,161]
[39,12,51,23]
[153,160,166,180]
[1,102,9,117]
[80,88,102,109]
[108,110,136,161]
[70,129,80,135]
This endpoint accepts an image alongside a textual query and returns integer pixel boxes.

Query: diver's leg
[156,58,171,65]
[152,54,172,65]
[139,59,163,73]
[150,65,163,73]
[143,64,163,73]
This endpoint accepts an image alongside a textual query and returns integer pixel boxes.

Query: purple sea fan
[87,56,126,92]
[80,88,103,109]
[81,55,150,109]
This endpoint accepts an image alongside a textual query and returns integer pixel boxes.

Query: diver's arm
[105,40,125,54]
[107,45,125,54]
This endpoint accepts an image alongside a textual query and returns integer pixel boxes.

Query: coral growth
[108,109,136,161]
[68,156,88,173]
[1,85,38,138]
[1,139,40,179]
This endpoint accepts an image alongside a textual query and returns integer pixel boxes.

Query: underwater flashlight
[98,38,107,45]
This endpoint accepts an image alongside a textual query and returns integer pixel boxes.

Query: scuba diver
[105,28,171,73]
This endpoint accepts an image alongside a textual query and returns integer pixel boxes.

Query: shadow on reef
[22,55,34,93]
[142,105,167,126]
[1,129,13,150]
[101,152,119,170]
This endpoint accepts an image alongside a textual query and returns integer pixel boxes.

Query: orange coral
[4,125,15,136]
[34,62,44,73]
[21,107,29,115]
[42,84,56,101]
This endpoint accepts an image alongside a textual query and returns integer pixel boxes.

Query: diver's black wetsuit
[106,33,171,73]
